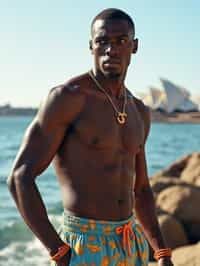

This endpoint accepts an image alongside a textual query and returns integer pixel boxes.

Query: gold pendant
[117,112,127,124]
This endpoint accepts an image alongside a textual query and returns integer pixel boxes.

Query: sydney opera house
[140,79,200,113]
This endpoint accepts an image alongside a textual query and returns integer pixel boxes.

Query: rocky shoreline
[148,152,200,265]
[151,110,200,123]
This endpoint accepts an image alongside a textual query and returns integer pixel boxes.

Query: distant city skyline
[1,1,200,107]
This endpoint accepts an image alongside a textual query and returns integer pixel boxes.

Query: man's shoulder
[51,72,90,98]
[127,90,150,120]
[127,90,151,140]
[38,73,89,121]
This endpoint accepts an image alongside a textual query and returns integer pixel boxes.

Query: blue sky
[1,1,199,107]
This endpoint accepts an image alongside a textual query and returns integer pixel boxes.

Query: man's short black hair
[91,8,135,36]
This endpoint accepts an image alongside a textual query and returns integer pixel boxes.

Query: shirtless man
[8,8,173,266]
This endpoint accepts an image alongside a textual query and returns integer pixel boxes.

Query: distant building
[191,95,200,110]
[0,104,37,116]
[142,79,199,113]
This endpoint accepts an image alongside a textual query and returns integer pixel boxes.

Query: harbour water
[0,116,200,265]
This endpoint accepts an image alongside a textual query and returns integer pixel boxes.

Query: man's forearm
[7,173,64,255]
[134,185,166,251]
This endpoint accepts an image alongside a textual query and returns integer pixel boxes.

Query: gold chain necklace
[88,70,127,124]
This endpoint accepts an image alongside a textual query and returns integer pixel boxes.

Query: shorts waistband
[63,212,135,235]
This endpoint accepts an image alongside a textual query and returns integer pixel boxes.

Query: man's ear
[89,40,93,54]
[132,38,138,54]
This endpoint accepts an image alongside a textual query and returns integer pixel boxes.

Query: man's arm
[7,84,85,256]
[134,103,173,265]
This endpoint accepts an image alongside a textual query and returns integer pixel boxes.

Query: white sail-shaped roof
[139,79,199,113]
[142,94,154,107]
[160,79,198,112]
[141,87,166,110]
[150,88,163,105]
[191,95,200,110]
[150,87,167,110]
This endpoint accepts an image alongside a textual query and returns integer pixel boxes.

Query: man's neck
[92,69,126,98]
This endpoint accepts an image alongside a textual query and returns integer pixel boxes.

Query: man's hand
[55,249,71,266]
[158,257,174,266]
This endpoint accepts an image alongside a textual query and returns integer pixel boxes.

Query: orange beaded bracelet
[154,248,172,261]
[50,243,70,261]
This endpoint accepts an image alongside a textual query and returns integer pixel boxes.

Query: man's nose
[105,43,118,56]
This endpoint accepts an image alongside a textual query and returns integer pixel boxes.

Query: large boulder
[149,242,200,266]
[150,176,186,195]
[151,154,191,178]
[158,214,188,249]
[172,241,200,265]
[156,185,200,241]
[147,214,188,261]
[181,152,200,186]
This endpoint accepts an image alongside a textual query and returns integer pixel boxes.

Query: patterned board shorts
[51,212,149,266]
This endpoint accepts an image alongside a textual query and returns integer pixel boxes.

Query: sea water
[0,116,200,265]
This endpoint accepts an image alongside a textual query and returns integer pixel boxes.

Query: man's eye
[98,40,107,45]
[119,38,127,44]
[95,39,106,45]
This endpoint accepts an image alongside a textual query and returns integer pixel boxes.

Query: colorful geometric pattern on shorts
[51,212,149,266]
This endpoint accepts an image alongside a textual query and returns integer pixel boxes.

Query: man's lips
[103,59,121,67]
[103,58,121,64]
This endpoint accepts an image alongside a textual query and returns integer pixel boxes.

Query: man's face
[90,19,138,79]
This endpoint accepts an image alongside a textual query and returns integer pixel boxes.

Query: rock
[147,214,187,262]
[158,214,188,249]
[156,207,168,216]
[147,153,200,264]
[156,185,200,241]
[150,176,186,194]
[151,154,191,178]
[172,241,200,265]
[150,152,200,185]
[181,152,200,186]
[149,242,200,265]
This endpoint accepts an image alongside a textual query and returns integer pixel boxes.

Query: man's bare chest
[72,96,145,154]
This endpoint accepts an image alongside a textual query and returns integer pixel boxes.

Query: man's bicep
[134,147,150,194]
[12,88,68,178]
[134,100,151,192]
[12,84,85,179]
[13,117,66,178]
